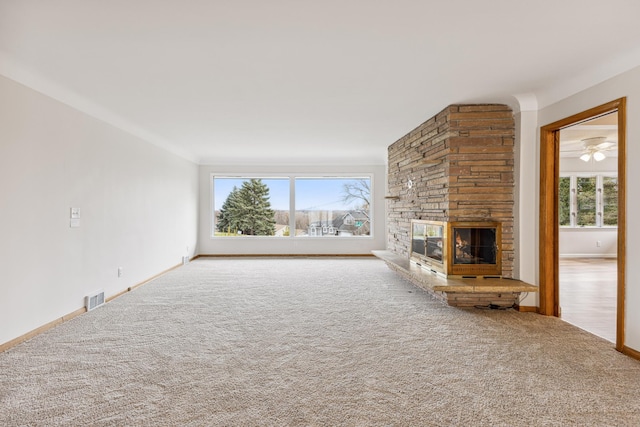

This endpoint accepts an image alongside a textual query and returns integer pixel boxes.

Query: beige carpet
[1,257,639,426]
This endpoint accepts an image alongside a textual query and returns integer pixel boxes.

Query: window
[212,175,372,238]
[558,174,617,227]
[213,177,289,236]
[295,177,370,237]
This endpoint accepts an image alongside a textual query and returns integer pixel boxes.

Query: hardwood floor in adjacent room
[559,257,617,343]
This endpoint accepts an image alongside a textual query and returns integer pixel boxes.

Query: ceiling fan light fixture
[580,153,592,162]
[593,151,606,161]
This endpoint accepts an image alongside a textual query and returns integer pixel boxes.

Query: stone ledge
[372,250,538,308]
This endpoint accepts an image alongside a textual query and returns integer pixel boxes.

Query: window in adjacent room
[558,174,617,228]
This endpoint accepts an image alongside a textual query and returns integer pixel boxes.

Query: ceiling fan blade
[596,141,615,150]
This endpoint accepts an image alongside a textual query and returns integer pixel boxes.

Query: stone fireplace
[386,103,515,278]
[374,104,537,307]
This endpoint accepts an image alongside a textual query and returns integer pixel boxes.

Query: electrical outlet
[596,240,601,247]
[118,267,123,277]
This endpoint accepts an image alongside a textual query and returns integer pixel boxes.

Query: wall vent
[85,290,105,311]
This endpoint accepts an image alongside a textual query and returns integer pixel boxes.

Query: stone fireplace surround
[375,104,537,308]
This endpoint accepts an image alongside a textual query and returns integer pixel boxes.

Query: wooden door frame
[539,97,626,352]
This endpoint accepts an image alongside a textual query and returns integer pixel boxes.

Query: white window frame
[210,173,374,239]
[560,172,617,228]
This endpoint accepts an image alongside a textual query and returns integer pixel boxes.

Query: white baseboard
[559,253,617,259]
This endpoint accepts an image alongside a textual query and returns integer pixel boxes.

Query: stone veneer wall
[387,104,515,278]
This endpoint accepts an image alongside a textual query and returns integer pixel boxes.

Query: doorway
[539,98,626,351]
[557,113,618,342]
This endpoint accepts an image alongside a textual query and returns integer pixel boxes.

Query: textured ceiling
[2,0,640,165]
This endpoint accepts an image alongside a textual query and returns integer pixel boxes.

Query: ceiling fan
[562,136,617,162]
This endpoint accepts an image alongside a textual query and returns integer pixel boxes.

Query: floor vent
[85,290,105,311]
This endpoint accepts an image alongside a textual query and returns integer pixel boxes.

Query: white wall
[533,65,640,350]
[198,164,387,255]
[559,228,617,258]
[513,108,539,307]
[0,76,199,346]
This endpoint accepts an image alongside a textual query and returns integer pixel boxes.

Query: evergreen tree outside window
[214,178,287,237]
[558,176,571,226]
[234,179,276,235]
[576,177,597,226]
[216,186,241,234]
[603,177,618,226]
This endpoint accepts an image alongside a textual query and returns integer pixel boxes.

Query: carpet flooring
[1,257,639,426]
